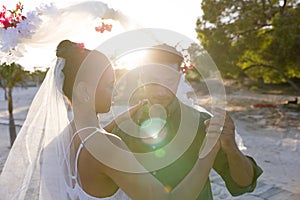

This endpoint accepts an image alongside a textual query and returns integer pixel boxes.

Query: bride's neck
[72,107,100,131]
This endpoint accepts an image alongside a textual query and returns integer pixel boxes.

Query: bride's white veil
[0,58,70,199]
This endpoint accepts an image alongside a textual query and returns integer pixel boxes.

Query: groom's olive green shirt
[112,99,263,199]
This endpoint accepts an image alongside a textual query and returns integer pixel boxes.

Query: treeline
[0,62,47,98]
[0,62,47,146]
[194,0,300,93]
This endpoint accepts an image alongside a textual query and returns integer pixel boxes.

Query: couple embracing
[0,39,262,200]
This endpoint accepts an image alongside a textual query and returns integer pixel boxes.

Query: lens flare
[154,149,166,158]
[164,185,172,193]
[140,117,169,147]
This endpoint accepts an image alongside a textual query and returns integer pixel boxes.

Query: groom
[111,44,262,199]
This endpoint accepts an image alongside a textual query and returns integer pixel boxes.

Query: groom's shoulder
[180,102,212,122]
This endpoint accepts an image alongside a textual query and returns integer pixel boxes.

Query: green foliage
[0,62,27,146]
[187,43,210,80]
[0,62,26,89]
[28,68,48,85]
[196,0,300,85]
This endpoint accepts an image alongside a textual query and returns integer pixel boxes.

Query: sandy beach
[0,86,299,199]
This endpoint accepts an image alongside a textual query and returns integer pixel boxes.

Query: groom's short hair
[145,44,184,71]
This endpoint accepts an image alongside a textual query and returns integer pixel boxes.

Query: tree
[0,62,26,146]
[196,0,300,93]
[0,70,8,100]
[29,68,47,86]
[186,42,214,81]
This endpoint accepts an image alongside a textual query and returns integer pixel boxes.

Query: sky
[1,0,203,70]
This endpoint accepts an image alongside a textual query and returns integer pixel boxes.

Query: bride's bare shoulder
[74,127,127,150]
[98,129,127,148]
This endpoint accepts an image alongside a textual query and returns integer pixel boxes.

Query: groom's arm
[213,149,263,196]
[204,110,263,196]
[93,130,220,200]
[212,116,262,195]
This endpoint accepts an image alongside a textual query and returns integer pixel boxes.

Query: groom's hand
[218,111,238,154]
[117,99,148,123]
[104,99,148,132]
[204,109,238,154]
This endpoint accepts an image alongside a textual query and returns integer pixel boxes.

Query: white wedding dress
[61,126,131,200]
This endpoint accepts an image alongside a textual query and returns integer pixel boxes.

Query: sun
[114,50,147,70]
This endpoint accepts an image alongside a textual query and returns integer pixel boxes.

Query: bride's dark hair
[56,40,89,100]
[56,40,110,102]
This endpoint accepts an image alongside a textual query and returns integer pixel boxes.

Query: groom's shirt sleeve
[197,109,263,196]
[212,149,263,196]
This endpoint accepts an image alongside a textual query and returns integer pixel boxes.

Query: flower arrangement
[182,55,195,74]
[95,21,112,33]
[0,2,113,52]
[0,1,41,57]
[173,43,195,74]
[0,2,26,29]
[176,51,194,75]
[0,1,126,63]
[0,2,115,64]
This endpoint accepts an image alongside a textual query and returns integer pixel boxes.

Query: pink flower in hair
[76,43,85,49]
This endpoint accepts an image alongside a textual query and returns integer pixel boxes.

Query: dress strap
[63,126,99,165]
[70,126,100,146]
[72,129,100,180]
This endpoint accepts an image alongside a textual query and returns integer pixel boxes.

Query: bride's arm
[83,131,220,200]
[170,138,220,199]
[84,132,169,199]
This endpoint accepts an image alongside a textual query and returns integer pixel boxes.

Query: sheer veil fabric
[0,58,71,199]
[0,1,139,66]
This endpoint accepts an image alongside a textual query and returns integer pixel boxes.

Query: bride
[0,40,221,200]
